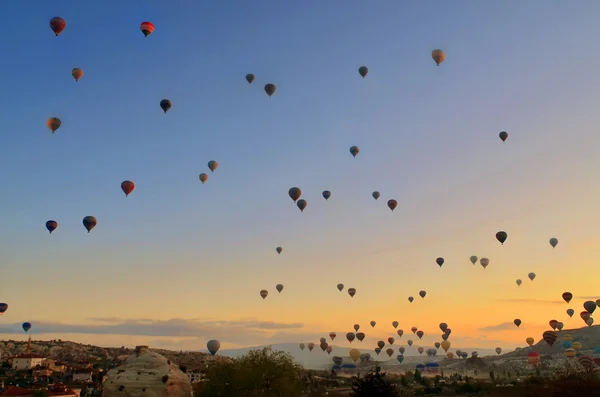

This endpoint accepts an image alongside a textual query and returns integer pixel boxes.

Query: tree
[350,366,398,397]
[195,347,305,397]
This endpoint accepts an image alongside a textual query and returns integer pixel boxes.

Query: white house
[12,353,45,370]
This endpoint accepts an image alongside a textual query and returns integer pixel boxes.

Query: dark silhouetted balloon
[46,220,58,234]
[50,17,66,36]
[264,84,276,97]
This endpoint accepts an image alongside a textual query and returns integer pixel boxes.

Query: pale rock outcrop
[102,346,191,397]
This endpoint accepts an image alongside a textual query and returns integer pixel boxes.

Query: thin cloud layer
[0,318,309,345]
[479,322,525,332]
[499,298,563,305]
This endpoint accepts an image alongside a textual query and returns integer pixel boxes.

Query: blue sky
[1,0,600,351]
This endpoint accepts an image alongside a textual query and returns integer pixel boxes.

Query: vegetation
[350,366,398,397]
[194,347,306,397]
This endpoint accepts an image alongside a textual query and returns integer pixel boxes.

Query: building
[186,369,204,383]
[12,337,45,370]
[72,371,93,383]
[0,384,77,397]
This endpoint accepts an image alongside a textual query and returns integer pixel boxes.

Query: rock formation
[102,345,192,397]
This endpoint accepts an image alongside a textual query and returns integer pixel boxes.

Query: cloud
[0,318,311,346]
[498,298,563,304]
[579,296,599,300]
[479,322,524,332]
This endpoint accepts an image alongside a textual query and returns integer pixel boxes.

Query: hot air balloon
[140,21,155,37]
[46,220,58,234]
[580,311,591,323]
[417,331,424,339]
[583,301,596,314]
[207,340,220,355]
[349,146,360,158]
[320,342,328,351]
[480,258,489,269]
[356,332,365,342]
[276,284,284,293]
[377,341,385,349]
[447,352,454,359]
[567,309,574,317]
[526,337,534,346]
[562,334,573,342]
[245,74,255,84]
[297,199,307,212]
[436,257,444,267]
[516,279,522,286]
[322,190,331,201]
[411,327,418,334]
[121,180,135,197]
[385,348,393,358]
[72,68,83,82]
[596,299,600,308]
[469,256,477,265]
[374,348,381,355]
[337,283,344,292]
[348,288,356,298]
[260,290,268,299]
[264,84,276,97]
[417,347,424,355]
[586,318,594,327]
[22,322,31,333]
[388,337,395,345]
[372,191,380,200]
[431,49,446,66]
[434,342,440,350]
[299,343,305,351]
[398,347,406,354]
[358,66,368,78]
[199,173,208,184]
[419,290,426,298]
[307,343,315,351]
[556,322,564,331]
[208,161,219,172]
[549,237,558,248]
[349,348,360,362]
[397,329,404,337]
[441,341,451,352]
[445,328,452,336]
[496,231,507,245]
[528,272,536,281]
[407,340,413,346]
[499,131,508,142]
[514,319,521,327]
[549,320,558,330]
[370,321,376,328]
[527,352,540,367]
[326,346,332,355]
[441,334,448,341]
[439,323,448,332]
[392,321,399,329]
[353,324,360,332]
[83,216,97,233]
[0,303,7,314]
[288,187,302,202]
[396,354,404,363]
[50,17,66,36]
[543,331,557,347]
[408,296,414,303]
[47,117,61,133]
[160,99,172,113]
[276,246,282,254]
[564,348,576,358]
[495,347,502,355]
[572,341,582,351]
[329,332,336,341]
[578,355,594,371]
[387,199,398,211]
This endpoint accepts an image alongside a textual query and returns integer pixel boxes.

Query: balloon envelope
[207,340,220,355]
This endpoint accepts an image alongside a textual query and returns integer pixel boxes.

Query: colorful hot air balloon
[417,347,424,355]
[349,146,360,157]
[549,237,558,248]
[388,337,395,345]
[399,347,406,354]
[543,331,557,347]
[307,343,315,351]
[495,347,502,355]
[436,257,444,267]
[397,329,404,337]
[207,340,220,355]
[407,340,413,346]
[441,341,450,352]
[372,191,380,200]
[299,343,305,351]
[549,320,558,330]
[439,323,448,332]
[392,321,399,329]
[499,131,508,142]
[358,66,368,78]
[322,190,331,201]
[276,246,282,254]
[527,352,540,367]
[377,341,385,349]
[349,348,360,362]
[348,288,356,298]
[346,333,356,343]
[353,324,360,332]
[578,355,594,371]
[396,354,404,363]
[297,199,307,212]
[46,220,58,234]
[46,117,61,133]
[469,256,477,265]
[264,84,276,97]
[208,161,219,172]
[567,309,574,318]
[245,74,255,84]
[572,341,582,351]
[416,330,424,339]
[514,319,522,327]
[337,283,344,292]
[72,68,83,82]
[480,258,489,269]
[496,231,507,245]
[583,301,596,314]
[556,322,564,331]
[526,337,534,346]
[386,348,394,357]
[387,199,397,211]
[434,342,440,349]
[160,99,172,113]
[431,49,446,66]
[276,284,283,293]
[82,216,97,233]
[260,290,268,299]
[329,332,336,341]
[140,21,155,37]
[370,321,376,328]
[289,187,302,202]
[121,180,135,197]
[444,328,452,336]
[50,17,66,36]
[419,290,426,298]
[320,342,328,351]
[356,332,365,342]
[580,311,591,323]
[22,322,31,333]
[199,173,208,184]
[0,303,7,314]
